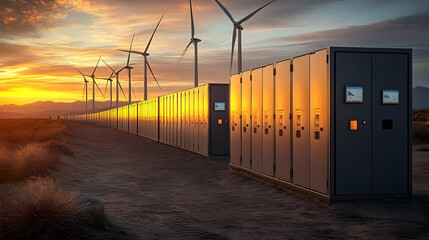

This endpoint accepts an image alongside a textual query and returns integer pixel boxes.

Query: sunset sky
[1,0,429,105]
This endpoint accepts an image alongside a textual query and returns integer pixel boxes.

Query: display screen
[382,90,399,104]
[345,86,363,103]
[214,102,226,111]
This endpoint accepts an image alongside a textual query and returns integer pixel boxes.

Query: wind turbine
[119,15,163,101]
[102,59,127,108]
[85,56,105,112]
[97,59,118,108]
[214,0,275,74]
[181,0,201,88]
[75,67,88,121]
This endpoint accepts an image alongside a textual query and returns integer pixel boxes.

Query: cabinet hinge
[290,64,293,72]
[273,68,276,76]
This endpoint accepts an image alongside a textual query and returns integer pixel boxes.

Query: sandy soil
[50,122,429,239]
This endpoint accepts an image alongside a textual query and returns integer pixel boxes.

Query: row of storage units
[159,85,208,155]
[63,84,230,157]
[230,47,412,201]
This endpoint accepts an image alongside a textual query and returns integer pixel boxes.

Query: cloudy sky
[1,0,428,105]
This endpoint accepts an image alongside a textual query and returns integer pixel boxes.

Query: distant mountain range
[413,86,429,109]
[0,87,428,119]
[0,101,136,119]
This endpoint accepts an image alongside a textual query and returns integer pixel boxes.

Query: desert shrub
[0,119,71,182]
[41,139,74,157]
[17,143,60,178]
[0,146,20,183]
[0,177,88,240]
[413,121,429,142]
[413,110,429,122]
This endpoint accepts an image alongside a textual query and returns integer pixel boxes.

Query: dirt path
[57,122,429,239]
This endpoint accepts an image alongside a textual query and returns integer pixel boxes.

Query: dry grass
[413,109,429,122]
[17,143,60,178]
[0,119,72,183]
[0,146,20,183]
[0,119,68,144]
[0,177,88,240]
[413,110,429,142]
[413,121,429,142]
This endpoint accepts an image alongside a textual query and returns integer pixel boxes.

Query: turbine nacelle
[234,24,243,30]
[192,38,201,43]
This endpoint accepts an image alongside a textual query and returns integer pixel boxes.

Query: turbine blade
[94,79,105,98]
[75,67,84,76]
[109,65,118,79]
[118,49,145,55]
[75,67,88,82]
[101,59,114,72]
[118,81,127,99]
[92,56,101,76]
[238,0,275,24]
[127,33,135,66]
[230,27,237,75]
[180,40,193,59]
[145,15,163,53]
[190,0,195,38]
[146,61,161,89]
[214,0,235,23]
[117,66,127,74]
[132,87,137,99]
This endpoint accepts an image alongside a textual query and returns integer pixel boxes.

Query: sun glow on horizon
[0,0,428,106]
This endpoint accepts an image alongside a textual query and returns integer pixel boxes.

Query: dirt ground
[52,122,428,239]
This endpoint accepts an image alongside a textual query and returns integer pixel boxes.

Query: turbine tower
[119,15,163,101]
[181,0,201,88]
[214,0,275,74]
[75,67,88,121]
[85,56,105,112]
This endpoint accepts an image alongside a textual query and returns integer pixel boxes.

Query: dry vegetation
[0,119,72,183]
[0,177,87,240]
[0,120,131,240]
[413,110,429,142]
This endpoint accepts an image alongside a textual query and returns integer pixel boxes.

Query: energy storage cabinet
[229,47,412,201]
[229,74,241,166]
[165,84,229,157]
[129,103,138,135]
[64,84,229,158]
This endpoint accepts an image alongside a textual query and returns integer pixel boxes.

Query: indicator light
[350,120,358,131]
[218,119,223,125]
